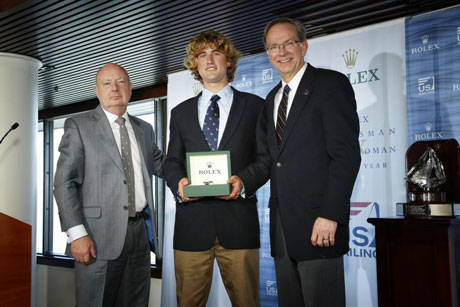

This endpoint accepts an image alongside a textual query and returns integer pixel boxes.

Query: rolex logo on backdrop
[342,48,380,85]
[424,122,432,132]
[233,73,252,89]
[421,34,429,44]
[410,33,440,54]
[342,49,358,68]
[414,121,443,141]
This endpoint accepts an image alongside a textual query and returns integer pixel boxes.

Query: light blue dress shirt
[198,84,233,147]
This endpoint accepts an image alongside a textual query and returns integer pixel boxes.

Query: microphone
[0,122,19,144]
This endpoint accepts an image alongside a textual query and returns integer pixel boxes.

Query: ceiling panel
[0,0,457,111]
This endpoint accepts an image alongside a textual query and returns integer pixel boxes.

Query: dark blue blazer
[263,64,361,261]
[163,87,269,251]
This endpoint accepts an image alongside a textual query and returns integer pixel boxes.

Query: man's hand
[178,177,201,202]
[216,175,242,200]
[70,235,96,265]
[311,217,338,247]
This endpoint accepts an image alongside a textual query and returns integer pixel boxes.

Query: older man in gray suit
[54,63,164,307]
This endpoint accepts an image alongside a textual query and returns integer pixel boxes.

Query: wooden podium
[368,217,460,307]
[0,212,31,306]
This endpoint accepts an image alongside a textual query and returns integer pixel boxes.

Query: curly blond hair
[184,30,241,83]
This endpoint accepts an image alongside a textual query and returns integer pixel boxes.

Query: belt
[128,210,146,221]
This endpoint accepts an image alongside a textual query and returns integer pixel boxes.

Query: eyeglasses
[266,39,301,54]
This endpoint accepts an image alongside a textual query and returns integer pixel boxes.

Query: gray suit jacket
[54,105,164,260]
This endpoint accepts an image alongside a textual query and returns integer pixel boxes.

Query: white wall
[0,53,42,306]
[36,264,162,307]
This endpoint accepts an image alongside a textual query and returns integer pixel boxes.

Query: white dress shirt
[273,63,308,126]
[67,108,146,243]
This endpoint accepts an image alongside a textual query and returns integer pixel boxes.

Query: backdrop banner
[232,54,281,306]
[164,18,407,307]
[405,5,460,146]
[163,70,231,307]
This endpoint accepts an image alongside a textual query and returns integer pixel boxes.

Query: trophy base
[183,183,231,197]
[396,203,460,217]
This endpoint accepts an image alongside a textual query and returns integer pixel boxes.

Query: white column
[0,52,42,307]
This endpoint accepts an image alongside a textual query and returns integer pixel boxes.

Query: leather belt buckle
[128,210,145,221]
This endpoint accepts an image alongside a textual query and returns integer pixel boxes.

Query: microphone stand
[0,123,19,145]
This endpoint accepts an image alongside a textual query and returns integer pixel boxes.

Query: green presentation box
[183,150,232,197]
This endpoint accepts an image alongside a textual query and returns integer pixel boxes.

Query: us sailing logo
[347,202,379,258]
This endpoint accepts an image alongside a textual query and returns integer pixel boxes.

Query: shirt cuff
[176,190,184,203]
[66,224,88,243]
[240,184,246,199]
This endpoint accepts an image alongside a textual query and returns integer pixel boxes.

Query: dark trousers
[74,218,151,307]
[273,210,345,307]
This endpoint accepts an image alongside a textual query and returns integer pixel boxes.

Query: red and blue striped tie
[276,85,290,147]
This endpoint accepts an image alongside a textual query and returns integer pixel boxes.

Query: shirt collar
[101,107,129,124]
[281,62,308,93]
[200,84,233,107]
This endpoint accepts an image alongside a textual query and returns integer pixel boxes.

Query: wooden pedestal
[0,212,31,306]
[368,217,460,307]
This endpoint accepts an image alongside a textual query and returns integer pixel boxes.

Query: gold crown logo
[193,82,203,96]
[342,49,358,69]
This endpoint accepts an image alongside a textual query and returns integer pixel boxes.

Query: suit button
[123,180,127,184]
[123,206,128,210]
[276,162,281,167]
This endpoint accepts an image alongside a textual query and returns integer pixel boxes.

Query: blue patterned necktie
[276,84,290,147]
[203,95,220,151]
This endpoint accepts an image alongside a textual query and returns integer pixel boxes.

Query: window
[37,98,166,266]
[37,122,44,254]
[52,117,71,254]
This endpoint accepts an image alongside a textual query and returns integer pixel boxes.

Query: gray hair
[263,17,306,47]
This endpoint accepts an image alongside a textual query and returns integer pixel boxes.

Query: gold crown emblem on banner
[342,49,358,69]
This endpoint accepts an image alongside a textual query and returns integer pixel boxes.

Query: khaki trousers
[174,238,259,307]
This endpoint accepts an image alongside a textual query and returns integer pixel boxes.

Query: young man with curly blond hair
[163,30,269,307]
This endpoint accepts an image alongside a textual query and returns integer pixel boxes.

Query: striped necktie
[276,84,290,147]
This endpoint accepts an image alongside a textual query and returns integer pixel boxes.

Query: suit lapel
[128,115,157,252]
[93,105,124,172]
[189,94,212,150]
[267,82,281,153]
[218,87,245,150]
[278,65,314,152]
[129,115,147,164]
[130,115,152,203]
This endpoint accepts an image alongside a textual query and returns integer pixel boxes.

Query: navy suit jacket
[263,64,361,261]
[163,87,269,251]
